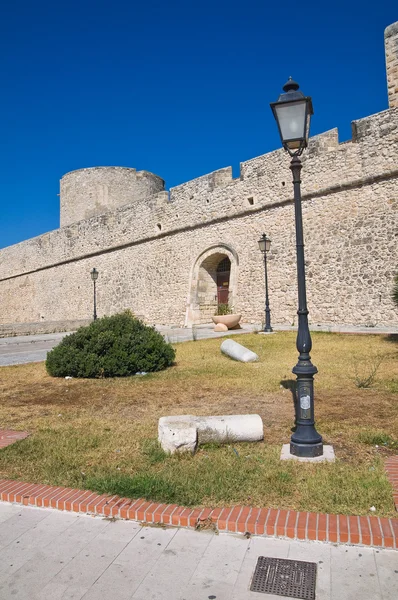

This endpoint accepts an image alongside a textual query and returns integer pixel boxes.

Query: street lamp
[90,268,99,321]
[270,78,323,458]
[258,233,273,333]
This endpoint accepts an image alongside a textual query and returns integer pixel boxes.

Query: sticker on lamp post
[300,394,311,419]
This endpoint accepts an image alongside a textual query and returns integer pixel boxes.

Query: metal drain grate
[250,556,317,599]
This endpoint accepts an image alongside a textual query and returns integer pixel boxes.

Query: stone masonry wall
[0,165,396,330]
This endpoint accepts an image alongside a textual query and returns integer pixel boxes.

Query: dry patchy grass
[0,332,397,516]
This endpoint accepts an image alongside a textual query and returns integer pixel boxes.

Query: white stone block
[158,416,197,454]
[220,339,258,362]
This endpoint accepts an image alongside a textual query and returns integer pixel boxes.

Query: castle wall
[0,154,396,330]
[0,22,397,334]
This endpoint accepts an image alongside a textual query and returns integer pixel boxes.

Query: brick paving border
[0,478,397,550]
[0,430,29,448]
[386,455,398,511]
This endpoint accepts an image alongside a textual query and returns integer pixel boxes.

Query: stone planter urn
[211,314,242,329]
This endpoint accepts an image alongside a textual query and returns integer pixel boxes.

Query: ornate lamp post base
[289,360,323,458]
[290,440,323,458]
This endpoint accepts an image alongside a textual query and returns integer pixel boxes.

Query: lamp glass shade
[90,268,99,281]
[258,235,271,253]
[272,99,308,150]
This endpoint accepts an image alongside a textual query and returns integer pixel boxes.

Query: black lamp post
[270,78,323,458]
[258,233,273,332]
[90,268,99,321]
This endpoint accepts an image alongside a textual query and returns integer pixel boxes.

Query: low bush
[46,311,175,378]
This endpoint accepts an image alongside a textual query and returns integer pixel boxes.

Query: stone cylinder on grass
[220,339,259,362]
[196,414,263,444]
[158,414,264,454]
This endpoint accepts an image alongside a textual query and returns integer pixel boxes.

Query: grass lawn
[0,331,397,517]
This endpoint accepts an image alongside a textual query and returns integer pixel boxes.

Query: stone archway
[185,244,239,326]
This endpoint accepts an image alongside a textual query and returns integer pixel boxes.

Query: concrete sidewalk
[0,503,396,600]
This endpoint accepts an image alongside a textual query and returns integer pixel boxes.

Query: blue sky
[0,1,396,248]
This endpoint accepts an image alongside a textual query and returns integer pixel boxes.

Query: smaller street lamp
[258,233,272,332]
[90,268,99,321]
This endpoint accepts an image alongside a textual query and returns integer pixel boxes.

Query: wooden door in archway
[216,257,231,306]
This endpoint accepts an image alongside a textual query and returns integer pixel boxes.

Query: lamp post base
[290,441,323,458]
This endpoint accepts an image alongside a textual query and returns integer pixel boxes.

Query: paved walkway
[1,322,397,366]
[0,503,396,600]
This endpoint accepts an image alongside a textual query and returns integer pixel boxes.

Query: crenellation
[169,166,234,203]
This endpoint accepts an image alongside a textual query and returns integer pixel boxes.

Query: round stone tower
[60,167,165,227]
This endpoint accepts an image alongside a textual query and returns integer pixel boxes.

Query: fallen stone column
[158,414,263,454]
[196,414,263,444]
[220,339,259,362]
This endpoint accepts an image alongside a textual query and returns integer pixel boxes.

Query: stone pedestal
[280,444,335,463]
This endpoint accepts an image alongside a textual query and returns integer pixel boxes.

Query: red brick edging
[386,455,398,511]
[0,478,397,550]
[0,430,29,448]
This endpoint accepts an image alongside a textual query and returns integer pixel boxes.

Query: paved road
[0,333,68,367]
[0,503,396,600]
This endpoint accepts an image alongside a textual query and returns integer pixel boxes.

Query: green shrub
[46,311,175,378]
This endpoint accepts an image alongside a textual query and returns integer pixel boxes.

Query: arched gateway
[185,244,239,326]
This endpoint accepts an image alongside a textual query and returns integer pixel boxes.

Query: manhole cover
[250,556,317,599]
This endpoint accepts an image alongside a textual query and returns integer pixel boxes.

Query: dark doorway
[216,257,231,305]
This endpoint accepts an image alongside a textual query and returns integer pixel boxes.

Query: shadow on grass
[280,379,297,432]
[385,334,398,345]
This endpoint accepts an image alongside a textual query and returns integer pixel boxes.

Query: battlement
[169,167,234,203]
